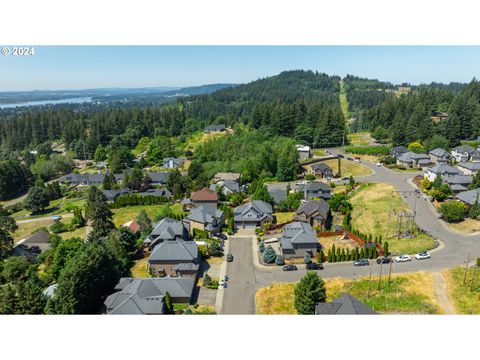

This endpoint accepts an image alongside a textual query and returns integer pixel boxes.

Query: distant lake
[0,97,93,109]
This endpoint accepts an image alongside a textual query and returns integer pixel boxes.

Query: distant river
[0,97,93,109]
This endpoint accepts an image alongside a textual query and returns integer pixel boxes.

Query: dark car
[226,254,234,262]
[306,263,324,270]
[283,264,298,271]
[354,259,369,267]
[342,176,349,181]
[376,257,392,264]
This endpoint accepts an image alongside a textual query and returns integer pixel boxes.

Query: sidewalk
[214,237,230,314]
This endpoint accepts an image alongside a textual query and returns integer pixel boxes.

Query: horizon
[1,46,480,92]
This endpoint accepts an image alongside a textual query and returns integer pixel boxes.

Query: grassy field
[348,132,372,146]
[318,158,373,177]
[274,212,295,224]
[349,182,435,254]
[447,218,480,235]
[59,226,87,240]
[443,267,480,314]
[185,130,231,151]
[312,149,327,157]
[318,234,357,254]
[14,219,54,242]
[112,203,184,226]
[256,272,441,314]
[131,257,151,278]
[339,80,349,120]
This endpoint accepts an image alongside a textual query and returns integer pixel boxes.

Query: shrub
[317,250,324,264]
[438,201,466,222]
[304,253,312,264]
[275,255,285,266]
[263,245,277,264]
[207,240,223,257]
[258,240,265,253]
[305,174,316,181]
[50,219,68,234]
[344,145,390,156]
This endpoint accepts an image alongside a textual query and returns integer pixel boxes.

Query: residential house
[396,151,414,168]
[209,180,240,196]
[162,157,184,169]
[295,181,331,200]
[121,220,141,234]
[429,148,451,164]
[58,173,104,186]
[471,150,480,163]
[102,187,132,202]
[295,199,330,230]
[424,164,460,182]
[190,187,218,209]
[104,277,196,314]
[280,221,320,258]
[391,146,408,158]
[204,124,226,133]
[234,200,273,230]
[410,153,431,168]
[452,145,476,162]
[144,217,189,250]
[315,294,378,315]
[139,188,172,200]
[12,230,50,259]
[147,240,199,277]
[456,189,480,207]
[268,188,287,205]
[183,205,225,235]
[310,163,333,179]
[296,144,312,160]
[213,172,241,183]
[457,162,480,176]
[444,175,473,193]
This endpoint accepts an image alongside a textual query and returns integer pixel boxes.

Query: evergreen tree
[275,255,285,266]
[164,291,174,314]
[136,209,152,234]
[317,249,324,264]
[0,206,17,260]
[263,245,277,263]
[470,192,480,219]
[294,271,327,314]
[24,186,50,214]
[85,186,115,240]
[304,252,312,264]
[258,240,265,253]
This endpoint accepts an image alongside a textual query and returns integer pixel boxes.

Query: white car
[415,252,431,260]
[395,255,411,262]
[375,162,382,167]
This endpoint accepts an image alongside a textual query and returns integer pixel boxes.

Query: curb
[214,237,230,315]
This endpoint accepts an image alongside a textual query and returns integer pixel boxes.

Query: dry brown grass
[442,267,480,314]
[256,272,442,315]
[318,234,357,253]
[131,257,151,278]
[447,218,480,235]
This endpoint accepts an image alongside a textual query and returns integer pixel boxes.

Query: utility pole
[386,191,394,240]
[470,263,477,291]
[463,253,471,285]
[368,267,372,298]
[378,262,383,290]
[397,212,403,240]
[387,260,393,286]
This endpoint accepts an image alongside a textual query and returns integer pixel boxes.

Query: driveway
[221,236,257,314]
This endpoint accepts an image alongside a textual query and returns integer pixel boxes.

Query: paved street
[222,149,480,314]
[221,236,257,314]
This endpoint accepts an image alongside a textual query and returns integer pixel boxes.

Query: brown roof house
[190,187,218,209]
[295,199,330,230]
[147,240,199,278]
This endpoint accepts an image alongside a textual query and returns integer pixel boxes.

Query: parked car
[395,255,411,262]
[346,157,353,161]
[217,233,227,240]
[226,254,234,262]
[376,162,382,167]
[51,215,62,220]
[342,176,349,181]
[283,264,298,271]
[415,252,431,260]
[376,257,392,264]
[354,259,369,267]
[306,263,324,270]
[354,157,361,163]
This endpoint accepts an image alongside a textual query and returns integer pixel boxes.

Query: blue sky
[1,46,480,91]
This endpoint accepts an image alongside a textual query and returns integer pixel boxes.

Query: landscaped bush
[305,173,316,181]
[275,255,285,266]
[304,253,312,264]
[258,240,265,253]
[263,245,277,264]
[110,194,168,208]
[50,219,68,234]
[207,240,223,257]
[193,228,209,239]
[345,145,390,156]
[202,273,219,289]
[438,201,466,222]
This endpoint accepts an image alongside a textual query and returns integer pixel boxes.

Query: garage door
[243,222,257,229]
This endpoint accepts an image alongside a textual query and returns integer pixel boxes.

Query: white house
[451,145,475,163]
[424,164,460,182]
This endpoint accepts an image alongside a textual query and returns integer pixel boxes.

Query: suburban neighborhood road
[222,150,480,314]
[221,236,257,314]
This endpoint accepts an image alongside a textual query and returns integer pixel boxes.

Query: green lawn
[443,267,480,314]
[14,219,54,242]
[312,149,327,157]
[112,203,183,226]
[274,212,295,224]
[349,182,436,254]
[59,225,87,240]
[130,257,151,278]
[348,132,372,146]
[312,158,373,177]
[339,80,349,120]
[256,272,441,314]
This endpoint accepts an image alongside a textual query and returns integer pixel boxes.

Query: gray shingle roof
[453,145,475,154]
[427,164,460,175]
[148,240,198,262]
[139,188,172,198]
[296,199,330,219]
[311,163,333,173]
[458,162,480,171]
[234,200,273,222]
[146,217,188,245]
[315,294,378,315]
[445,175,473,185]
[184,205,223,225]
[104,277,196,314]
[397,151,415,163]
[268,189,287,204]
[456,189,480,206]
[429,148,450,158]
[280,222,318,250]
[410,153,430,160]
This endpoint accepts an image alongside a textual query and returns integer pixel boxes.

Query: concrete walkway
[433,272,456,314]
